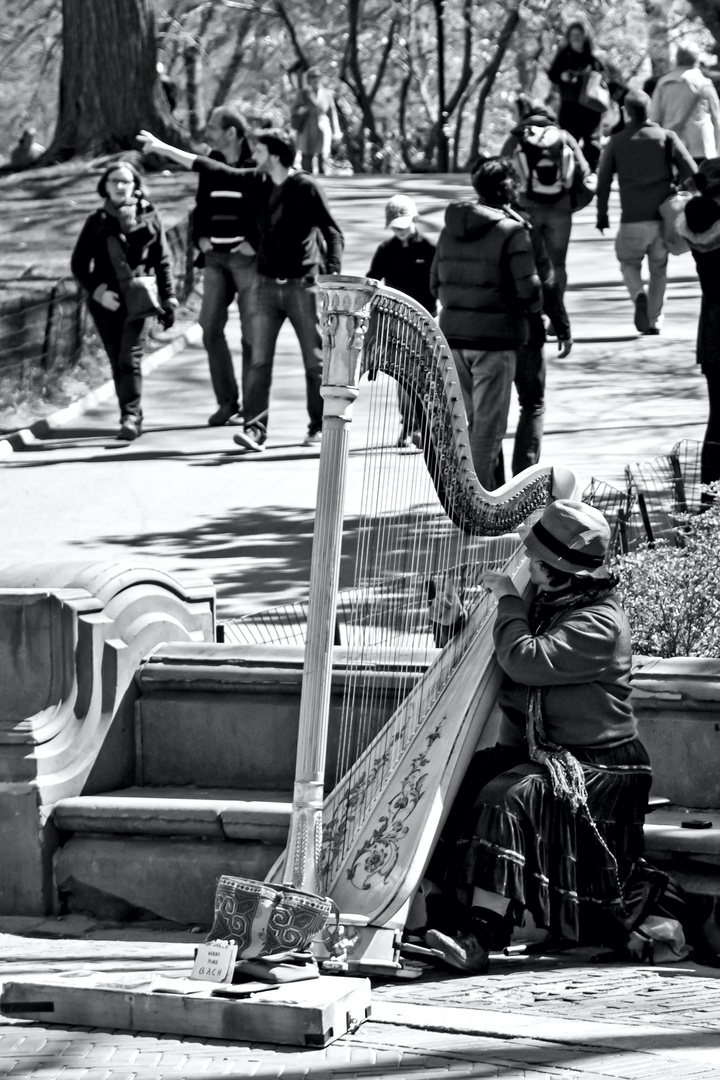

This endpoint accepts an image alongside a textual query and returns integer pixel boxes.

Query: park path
[1,175,720,1079]
[0,175,707,620]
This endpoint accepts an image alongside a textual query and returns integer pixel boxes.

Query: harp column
[284,276,378,892]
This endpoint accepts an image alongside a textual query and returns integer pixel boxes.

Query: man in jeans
[596,90,696,335]
[138,126,344,449]
[430,158,541,489]
[193,106,258,426]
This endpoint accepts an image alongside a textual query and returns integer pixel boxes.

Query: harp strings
[327,295,512,881]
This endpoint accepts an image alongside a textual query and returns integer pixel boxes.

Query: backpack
[514,124,576,204]
[600,859,692,964]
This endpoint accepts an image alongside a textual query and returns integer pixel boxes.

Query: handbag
[106,235,163,321]
[570,168,597,212]
[290,96,309,134]
[122,275,162,320]
[659,189,692,255]
[207,875,337,960]
[659,136,692,255]
[579,69,611,113]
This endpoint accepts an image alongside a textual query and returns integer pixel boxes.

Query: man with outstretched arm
[138,127,344,450]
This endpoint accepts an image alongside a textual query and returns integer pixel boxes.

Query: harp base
[316,912,406,976]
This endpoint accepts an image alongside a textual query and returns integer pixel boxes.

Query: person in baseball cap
[384,193,419,229]
[367,192,437,448]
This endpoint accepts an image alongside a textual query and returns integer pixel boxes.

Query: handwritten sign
[190,940,238,983]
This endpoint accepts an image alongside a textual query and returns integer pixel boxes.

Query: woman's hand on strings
[481,571,520,600]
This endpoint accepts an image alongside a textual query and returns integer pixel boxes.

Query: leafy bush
[614,494,720,658]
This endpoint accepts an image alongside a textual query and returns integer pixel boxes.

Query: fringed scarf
[525,575,624,896]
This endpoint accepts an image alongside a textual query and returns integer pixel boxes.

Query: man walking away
[650,43,720,165]
[596,90,696,336]
[501,96,591,296]
[430,158,542,489]
[194,107,258,426]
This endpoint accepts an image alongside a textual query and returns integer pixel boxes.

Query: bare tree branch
[273,0,310,68]
[467,4,522,167]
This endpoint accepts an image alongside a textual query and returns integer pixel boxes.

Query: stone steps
[52,643,423,924]
[53,785,293,925]
[53,786,293,841]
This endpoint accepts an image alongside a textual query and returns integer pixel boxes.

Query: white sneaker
[302,430,322,447]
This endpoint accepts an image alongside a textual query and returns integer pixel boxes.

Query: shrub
[613,492,720,658]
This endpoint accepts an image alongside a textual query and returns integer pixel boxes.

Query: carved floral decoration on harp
[321,722,444,892]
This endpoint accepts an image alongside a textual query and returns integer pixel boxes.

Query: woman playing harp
[424,499,653,973]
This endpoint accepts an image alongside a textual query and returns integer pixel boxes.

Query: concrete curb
[0,321,202,457]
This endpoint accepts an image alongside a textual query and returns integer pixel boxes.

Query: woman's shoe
[118,416,141,441]
[424,928,489,974]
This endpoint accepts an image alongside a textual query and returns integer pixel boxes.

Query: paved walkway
[0,177,709,620]
[1,176,719,1076]
[1,918,720,1078]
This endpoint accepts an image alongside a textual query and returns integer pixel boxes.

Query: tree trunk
[45,0,188,162]
[433,0,449,171]
[466,6,520,168]
[184,42,203,139]
[644,0,674,78]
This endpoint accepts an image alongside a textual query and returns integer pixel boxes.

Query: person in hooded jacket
[430,157,542,489]
[71,161,177,441]
[677,157,720,486]
[501,95,591,295]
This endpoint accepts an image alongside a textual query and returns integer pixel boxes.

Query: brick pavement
[2,929,720,1078]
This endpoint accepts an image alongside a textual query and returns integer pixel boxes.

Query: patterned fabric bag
[207,875,337,959]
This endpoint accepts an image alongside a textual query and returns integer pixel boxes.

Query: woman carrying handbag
[547,20,607,172]
[71,161,178,441]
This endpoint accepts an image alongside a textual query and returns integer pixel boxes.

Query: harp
[280,276,576,973]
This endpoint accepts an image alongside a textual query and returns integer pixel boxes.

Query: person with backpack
[502,96,591,294]
[596,90,696,335]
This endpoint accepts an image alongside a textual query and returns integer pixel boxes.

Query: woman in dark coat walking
[678,157,720,486]
[547,21,606,172]
[71,162,178,441]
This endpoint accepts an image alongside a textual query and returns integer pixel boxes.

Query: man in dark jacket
[430,158,542,489]
[138,126,344,449]
[596,90,696,335]
[193,106,258,427]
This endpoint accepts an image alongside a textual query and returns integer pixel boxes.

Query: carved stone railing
[0,560,216,915]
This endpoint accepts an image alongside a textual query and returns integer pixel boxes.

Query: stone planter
[632,656,720,808]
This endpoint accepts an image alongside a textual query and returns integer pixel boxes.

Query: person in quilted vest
[430,157,541,489]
